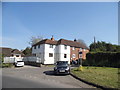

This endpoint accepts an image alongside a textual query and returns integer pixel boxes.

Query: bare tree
[29,36,43,46]
[77,39,87,47]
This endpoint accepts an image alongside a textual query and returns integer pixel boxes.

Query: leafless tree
[77,39,87,47]
[29,36,43,46]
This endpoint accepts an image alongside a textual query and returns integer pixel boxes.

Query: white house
[32,36,89,64]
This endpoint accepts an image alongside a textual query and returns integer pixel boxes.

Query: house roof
[58,39,89,49]
[33,38,89,50]
[0,47,12,57]
[33,39,57,46]
[0,47,24,57]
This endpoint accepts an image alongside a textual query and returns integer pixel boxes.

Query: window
[38,45,40,48]
[72,54,76,58]
[80,48,82,51]
[16,55,20,57]
[34,46,36,49]
[49,53,53,57]
[72,47,75,50]
[64,45,67,49]
[50,45,53,48]
[64,54,67,58]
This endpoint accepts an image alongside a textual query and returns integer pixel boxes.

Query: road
[2,65,95,88]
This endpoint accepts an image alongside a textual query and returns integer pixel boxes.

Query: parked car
[15,61,24,67]
[54,61,70,75]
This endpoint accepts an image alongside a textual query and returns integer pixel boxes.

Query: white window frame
[80,48,82,51]
[50,45,53,48]
[72,54,76,58]
[72,47,75,50]
[49,53,53,57]
[64,54,67,58]
[64,45,67,50]
[83,49,86,51]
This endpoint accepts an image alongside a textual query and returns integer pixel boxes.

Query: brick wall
[70,47,89,61]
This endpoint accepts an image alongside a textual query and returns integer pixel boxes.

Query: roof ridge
[32,38,89,49]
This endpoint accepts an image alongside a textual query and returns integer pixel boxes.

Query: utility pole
[94,36,96,50]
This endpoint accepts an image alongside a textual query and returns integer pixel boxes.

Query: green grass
[71,66,119,89]
[2,63,14,68]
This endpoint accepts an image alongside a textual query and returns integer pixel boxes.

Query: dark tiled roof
[58,39,89,49]
[11,49,24,56]
[0,47,12,57]
[33,39,57,46]
[0,47,24,57]
[32,39,89,50]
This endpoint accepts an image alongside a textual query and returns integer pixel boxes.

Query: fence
[23,56,41,67]
[23,56,41,63]
[3,57,23,63]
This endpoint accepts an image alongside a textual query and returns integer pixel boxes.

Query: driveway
[2,65,95,88]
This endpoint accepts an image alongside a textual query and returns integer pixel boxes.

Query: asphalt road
[2,65,95,88]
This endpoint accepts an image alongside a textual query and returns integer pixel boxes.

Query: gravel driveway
[2,65,95,88]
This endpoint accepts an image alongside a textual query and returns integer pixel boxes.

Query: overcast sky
[2,2,118,50]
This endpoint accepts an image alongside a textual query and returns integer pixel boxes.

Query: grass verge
[71,66,119,89]
[2,63,14,68]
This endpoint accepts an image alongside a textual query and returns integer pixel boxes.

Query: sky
[2,2,118,50]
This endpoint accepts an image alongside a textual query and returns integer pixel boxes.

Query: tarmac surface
[2,65,95,88]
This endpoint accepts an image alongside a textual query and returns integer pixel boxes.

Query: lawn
[71,66,119,89]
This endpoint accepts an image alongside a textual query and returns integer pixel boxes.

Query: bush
[83,52,120,68]
[2,63,14,68]
[0,54,14,68]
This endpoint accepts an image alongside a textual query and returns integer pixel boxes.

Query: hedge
[83,52,120,68]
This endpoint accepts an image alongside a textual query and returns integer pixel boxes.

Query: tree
[29,36,43,46]
[116,45,120,52]
[77,39,88,48]
[22,47,32,56]
[89,41,119,52]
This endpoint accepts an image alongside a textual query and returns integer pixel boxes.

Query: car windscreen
[17,61,24,62]
[56,61,68,66]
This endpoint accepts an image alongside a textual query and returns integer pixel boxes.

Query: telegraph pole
[94,36,96,50]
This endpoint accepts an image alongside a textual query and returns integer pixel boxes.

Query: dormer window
[64,45,67,50]
[50,45,53,48]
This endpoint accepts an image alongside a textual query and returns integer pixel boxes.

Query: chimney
[51,35,54,41]
[74,38,77,42]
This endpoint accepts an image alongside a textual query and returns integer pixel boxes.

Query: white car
[15,61,24,67]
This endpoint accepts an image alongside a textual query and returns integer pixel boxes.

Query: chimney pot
[51,35,54,41]
[74,38,77,42]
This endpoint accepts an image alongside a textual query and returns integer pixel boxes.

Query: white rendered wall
[57,45,70,64]
[32,44,71,64]
[44,44,55,64]
[32,44,45,64]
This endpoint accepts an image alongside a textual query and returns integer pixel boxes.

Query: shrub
[83,52,120,68]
